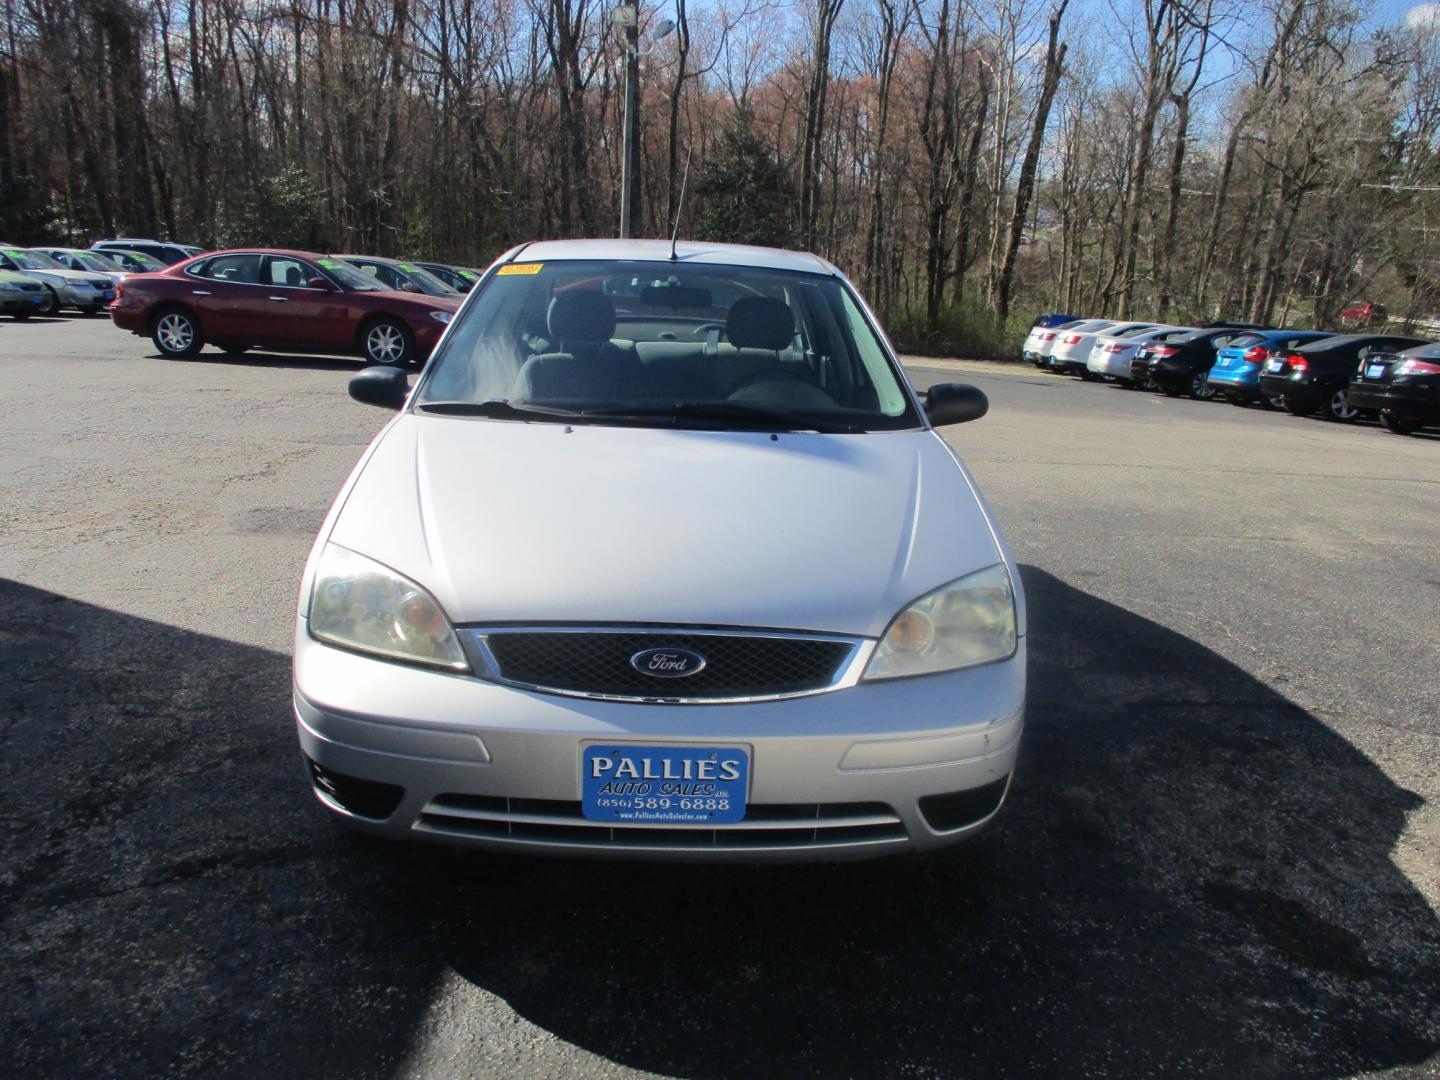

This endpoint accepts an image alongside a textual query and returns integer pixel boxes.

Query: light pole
[614,6,674,238]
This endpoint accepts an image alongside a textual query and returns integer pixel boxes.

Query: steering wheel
[725,367,838,405]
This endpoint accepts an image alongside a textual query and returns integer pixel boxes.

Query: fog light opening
[305,757,405,820]
[918,776,1011,833]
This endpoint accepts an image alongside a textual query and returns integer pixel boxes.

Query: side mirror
[306,276,331,290]
[349,365,409,410]
[924,383,988,426]
[401,282,421,293]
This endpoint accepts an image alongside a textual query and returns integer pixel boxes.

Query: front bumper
[61,284,109,308]
[1347,380,1440,421]
[0,293,42,314]
[294,626,1026,861]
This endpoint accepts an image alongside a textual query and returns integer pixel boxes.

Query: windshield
[318,258,385,291]
[107,249,165,270]
[417,260,921,433]
[395,262,458,297]
[5,248,63,270]
[76,251,122,272]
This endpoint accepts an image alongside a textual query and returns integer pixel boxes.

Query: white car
[1049,320,1166,377]
[294,239,1027,860]
[0,245,114,315]
[1023,318,1113,366]
[1086,326,1188,383]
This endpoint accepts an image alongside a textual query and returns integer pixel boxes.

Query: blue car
[1207,330,1334,406]
[1031,311,1083,329]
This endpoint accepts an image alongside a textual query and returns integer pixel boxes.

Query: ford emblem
[630,647,707,678]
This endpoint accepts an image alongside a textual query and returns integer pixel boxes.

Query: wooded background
[2,0,1437,353]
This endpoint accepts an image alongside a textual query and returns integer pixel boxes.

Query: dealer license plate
[1366,363,1386,379]
[582,744,748,824]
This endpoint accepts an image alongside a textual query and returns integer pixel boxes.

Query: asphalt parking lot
[2,315,1437,1078]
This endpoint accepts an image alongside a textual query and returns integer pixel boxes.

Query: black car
[413,261,481,293]
[1259,334,1430,422]
[1347,342,1440,435]
[1132,327,1257,399]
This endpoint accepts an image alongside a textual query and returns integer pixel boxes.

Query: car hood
[372,289,461,311]
[326,416,1009,637]
[18,268,109,287]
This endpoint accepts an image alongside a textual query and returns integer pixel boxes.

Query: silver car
[294,239,1026,860]
[0,245,114,314]
[32,246,130,289]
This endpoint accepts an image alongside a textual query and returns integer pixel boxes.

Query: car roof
[184,247,323,260]
[1297,333,1426,350]
[506,238,839,275]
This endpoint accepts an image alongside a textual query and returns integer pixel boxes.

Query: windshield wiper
[416,400,582,421]
[581,402,859,434]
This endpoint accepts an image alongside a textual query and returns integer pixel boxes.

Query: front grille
[417,794,907,851]
[475,629,857,701]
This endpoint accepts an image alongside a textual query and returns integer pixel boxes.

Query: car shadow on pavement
[426,565,1439,1077]
[2,571,1437,1078]
[0,579,442,1077]
[149,349,371,372]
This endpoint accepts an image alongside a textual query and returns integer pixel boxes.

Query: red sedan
[110,248,462,366]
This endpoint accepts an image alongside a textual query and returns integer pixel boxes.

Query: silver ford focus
[294,239,1026,860]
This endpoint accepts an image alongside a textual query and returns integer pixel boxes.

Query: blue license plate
[103,290,115,300]
[1366,363,1385,379]
[582,744,748,823]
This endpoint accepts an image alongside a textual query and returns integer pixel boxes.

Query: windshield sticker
[460,270,479,280]
[317,259,340,269]
[497,263,543,276]
[400,263,419,272]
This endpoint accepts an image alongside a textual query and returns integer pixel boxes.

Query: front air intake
[306,757,405,820]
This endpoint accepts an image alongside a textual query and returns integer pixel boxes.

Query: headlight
[429,310,453,324]
[863,564,1017,680]
[307,543,469,671]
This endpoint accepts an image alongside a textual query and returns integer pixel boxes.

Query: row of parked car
[1021,314,1440,438]
[0,237,488,367]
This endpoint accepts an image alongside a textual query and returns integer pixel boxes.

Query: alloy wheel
[1190,372,1216,400]
[157,313,194,353]
[1327,388,1358,421]
[366,323,406,365]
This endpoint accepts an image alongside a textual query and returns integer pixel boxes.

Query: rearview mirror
[349,365,410,410]
[924,383,988,426]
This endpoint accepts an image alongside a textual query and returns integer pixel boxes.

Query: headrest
[285,266,303,286]
[548,291,616,343]
[727,297,793,350]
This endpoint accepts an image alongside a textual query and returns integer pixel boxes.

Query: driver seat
[723,297,795,386]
